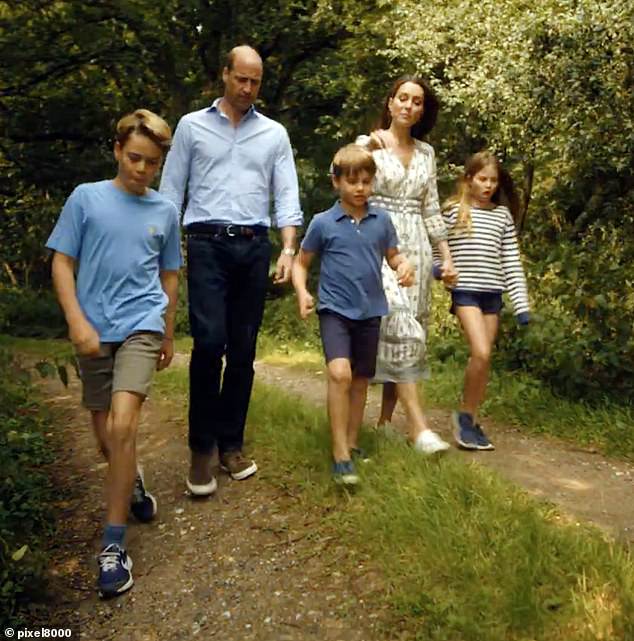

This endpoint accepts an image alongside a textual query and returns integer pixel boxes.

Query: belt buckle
[226,224,237,237]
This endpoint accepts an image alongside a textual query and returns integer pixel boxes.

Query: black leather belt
[185,222,268,238]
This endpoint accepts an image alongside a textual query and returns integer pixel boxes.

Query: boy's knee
[328,360,352,387]
[471,346,492,365]
[108,414,137,446]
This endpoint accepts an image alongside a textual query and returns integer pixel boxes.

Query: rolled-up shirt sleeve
[271,128,303,228]
[421,146,448,245]
[159,117,192,214]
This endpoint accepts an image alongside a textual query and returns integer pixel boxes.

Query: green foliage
[0,288,66,338]
[260,289,320,350]
[0,348,54,626]
[1,0,633,400]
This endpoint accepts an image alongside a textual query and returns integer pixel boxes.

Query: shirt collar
[331,200,378,221]
[208,97,258,122]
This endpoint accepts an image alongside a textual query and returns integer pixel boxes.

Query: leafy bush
[261,289,320,351]
[0,288,65,338]
[0,348,53,626]
[498,214,634,403]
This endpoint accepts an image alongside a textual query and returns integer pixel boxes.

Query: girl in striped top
[443,151,530,451]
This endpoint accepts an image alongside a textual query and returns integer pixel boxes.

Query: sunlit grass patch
[152,358,634,640]
[245,381,634,641]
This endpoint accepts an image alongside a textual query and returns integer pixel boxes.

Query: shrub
[0,288,65,338]
[0,348,53,625]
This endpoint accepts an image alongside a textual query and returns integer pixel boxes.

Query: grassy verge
[256,331,634,460]
[154,364,634,641]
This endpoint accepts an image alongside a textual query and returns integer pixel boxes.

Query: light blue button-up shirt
[159,99,303,228]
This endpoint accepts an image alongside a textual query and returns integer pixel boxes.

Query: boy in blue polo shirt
[292,144,414,485]
[46,109,182,597]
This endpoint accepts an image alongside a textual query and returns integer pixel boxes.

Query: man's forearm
[279,226,298,251]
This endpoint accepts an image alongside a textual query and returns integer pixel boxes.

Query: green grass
[0,334,73,359]
[153,364,634,641]
[257,331,634,461]
[6,331,633,459]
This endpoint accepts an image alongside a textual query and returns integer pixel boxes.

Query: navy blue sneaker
[97,544,133,598]
[130,468,157,523]
[332,460,359,485]
[474,423,495,451]
[452,411,479,450]
[350,447,370,463]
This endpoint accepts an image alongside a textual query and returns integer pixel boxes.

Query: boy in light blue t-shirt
[46,109,182,598]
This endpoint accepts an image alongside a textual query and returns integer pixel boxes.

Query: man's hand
[274,252,293,284]
[396,259,415,287]
[441,259,458,288]
[157,337,174,371]
[69,320,100,357]
[297,290,315,319]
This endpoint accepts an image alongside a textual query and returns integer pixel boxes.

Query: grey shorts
[77,332,163,411]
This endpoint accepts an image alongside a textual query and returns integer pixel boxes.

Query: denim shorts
[318,310,381,378]
[450,290,504,315]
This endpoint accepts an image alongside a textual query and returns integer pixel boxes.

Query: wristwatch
[281,247,296,257]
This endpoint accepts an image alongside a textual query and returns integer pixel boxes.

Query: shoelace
[132,475,145,503]
[99,548,122,573]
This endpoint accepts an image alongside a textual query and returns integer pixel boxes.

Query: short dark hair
[378,75,439,139]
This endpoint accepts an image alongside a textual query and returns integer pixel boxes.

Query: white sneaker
[413,429,451,454]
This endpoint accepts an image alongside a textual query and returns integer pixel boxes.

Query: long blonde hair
[444,151,519,234]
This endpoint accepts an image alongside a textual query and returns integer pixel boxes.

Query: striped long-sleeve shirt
[442,203,530,316]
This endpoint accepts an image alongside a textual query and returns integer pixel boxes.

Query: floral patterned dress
[356,136,447,382]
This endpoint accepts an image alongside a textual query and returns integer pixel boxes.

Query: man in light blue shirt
[160,45,302,494]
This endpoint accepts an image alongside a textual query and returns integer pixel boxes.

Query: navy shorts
[318,310,381,378]
[450,290,503,315]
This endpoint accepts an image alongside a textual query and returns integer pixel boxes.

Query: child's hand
[70,321,100,357]
[396,260,415,287]
[516,312,530,326]
[297,291,316,319]
[441,259,458,288]
[157,337,174,371]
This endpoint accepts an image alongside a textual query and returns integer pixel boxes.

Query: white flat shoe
[413,430,451,455]
[186,476,218,496]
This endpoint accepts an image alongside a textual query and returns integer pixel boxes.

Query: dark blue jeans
[186,233,272,455]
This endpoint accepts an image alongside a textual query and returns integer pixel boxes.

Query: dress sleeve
[355,134,371,149]
[421,145,448,245]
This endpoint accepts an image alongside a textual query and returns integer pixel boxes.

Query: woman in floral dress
[357,75,457,454]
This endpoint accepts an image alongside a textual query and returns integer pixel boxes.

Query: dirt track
[36,356,634,640]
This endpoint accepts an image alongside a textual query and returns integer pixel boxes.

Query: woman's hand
[441,259,458,288]
[368,129,388,150]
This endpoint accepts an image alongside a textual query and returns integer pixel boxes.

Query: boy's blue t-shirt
[46,180,183,342]
[301,201,399,320]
